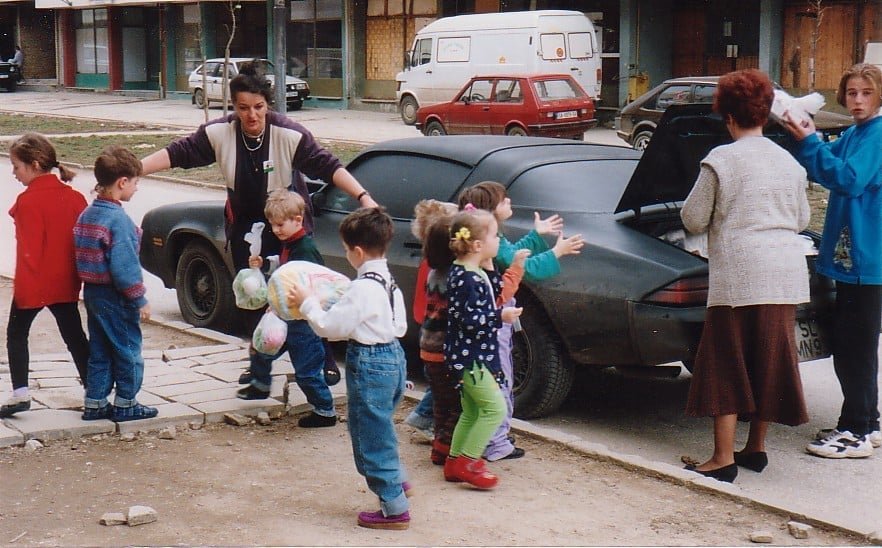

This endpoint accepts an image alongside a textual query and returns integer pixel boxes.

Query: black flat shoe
[684,462,738,483]
[238,370,253,385]
[734,451,768,473]
[501,447,526,460]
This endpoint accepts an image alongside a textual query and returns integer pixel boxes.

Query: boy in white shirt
[288,207,411,530]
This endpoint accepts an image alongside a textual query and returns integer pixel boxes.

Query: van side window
[437,36,471,63]
[539,33,566,60]
[568,32,595,58]
[412,38,433,67]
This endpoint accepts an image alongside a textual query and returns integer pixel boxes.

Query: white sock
[12,387,29,399]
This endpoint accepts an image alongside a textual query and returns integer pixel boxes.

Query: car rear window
[533,79,584,100]
[323,153,471,219]
[505,159,637,214]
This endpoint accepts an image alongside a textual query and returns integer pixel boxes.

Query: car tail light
[643,276,708,306]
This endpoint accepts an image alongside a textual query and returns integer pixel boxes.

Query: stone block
[30,369,80,379]
[749,531,774,543]
[3,409,114,441]
[30,386,85,410]
[192,398,284,423]
[191,363,250,383]
[190,349,250,365]
[142,349,164,360]
[163,358,200,369]
[148,379,230,398]
[148,371,211,387]
[0,423,24,447]
[100,512,127,526]
[185,328,246,345]
[28,352,75,362]
[171,387,239,405]
[115,402,204,434]
[36,377,83,389]
[787,521,812,539]
[162,344,241,361]
[29,360,77,372]
[126,505,157,526]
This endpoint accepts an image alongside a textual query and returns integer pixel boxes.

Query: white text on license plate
[555,110,577,119]
[795,318,829,362]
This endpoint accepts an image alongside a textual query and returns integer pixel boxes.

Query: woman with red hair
[680,69,811,482]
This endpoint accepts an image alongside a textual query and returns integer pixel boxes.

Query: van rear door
[536,13,601,100]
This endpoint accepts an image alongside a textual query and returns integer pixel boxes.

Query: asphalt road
[0,90,880,537]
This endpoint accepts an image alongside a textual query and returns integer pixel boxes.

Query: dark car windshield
[506,159,638,214]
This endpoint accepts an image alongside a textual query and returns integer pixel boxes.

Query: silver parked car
[188,58,310,111]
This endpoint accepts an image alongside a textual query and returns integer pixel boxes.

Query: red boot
[431,440,450,466]
[443,456,463,482]
[449,455,499,490]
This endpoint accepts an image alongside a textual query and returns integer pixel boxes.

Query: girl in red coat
[1,133,90,418]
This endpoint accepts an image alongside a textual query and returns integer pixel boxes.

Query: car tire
[511,291,575,419]
[193,89,207,109]
[631,129,653,151]
[288,100,303,111]
[175,241,237,332]
[506,125,528,137]
[400,95,419,126]
[424,121,447,136]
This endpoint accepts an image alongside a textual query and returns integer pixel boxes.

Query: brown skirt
[685,304,809,426]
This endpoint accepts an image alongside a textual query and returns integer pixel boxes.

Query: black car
[0,60,19,92]
[140,104,833,418]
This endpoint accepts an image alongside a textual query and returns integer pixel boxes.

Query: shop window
[288,0,342,97]
[75,9,108,74]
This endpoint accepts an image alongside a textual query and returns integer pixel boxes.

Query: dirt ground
[0,279,868,546]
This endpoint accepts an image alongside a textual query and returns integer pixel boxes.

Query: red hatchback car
[416,74,597,140]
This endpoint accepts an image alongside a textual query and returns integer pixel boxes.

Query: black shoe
[506,434,516,445]
[238,370,253,385]
[734,451,768,473]
[236,385,270,400]
[684,462,738,483]
[82,404,111,421]
[298,412,337,428]
[111,403,159,422]
[0,398,31,418]
[501,447,526,460]
[324,364,341,386]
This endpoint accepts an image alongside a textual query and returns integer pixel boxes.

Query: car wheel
[400,95,419,126]
[506,125,528,137]
[288,100,303,111]
[193,88,207,109]
[424,121,447,136]
[175,241,236,332]
[511,291,575,419]
[632,129,653,151]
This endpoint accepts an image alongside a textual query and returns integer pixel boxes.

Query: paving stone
[142,349,164,360]
[171,386,239,405]
[157,320,195,332]
[148,371,211,387]
[2,409,114,441]
[162,344,241,361]
[29,352,76,362]
[30,369,81,379]
[30,387,85,410]
[131,391,168,406]
[115,402,204,434]
[192,362,250,383]
[148,379,230,398]
[163,358,200,369]
[269,375,286,399]
[190,349,250,365]
[0,422,24,447]
[192,397,284,423]
[100,512,127,526]
[126,505,158,526]
[185,328,246,345]
[36,377,83,389]
[28,360,77,372]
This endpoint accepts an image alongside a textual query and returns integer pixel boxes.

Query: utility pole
[273,0,287,113]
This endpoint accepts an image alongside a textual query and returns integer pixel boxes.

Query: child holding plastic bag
[236,189,337,429]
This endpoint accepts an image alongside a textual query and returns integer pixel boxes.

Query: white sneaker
[806,429,873,458]
[869,429,882,449]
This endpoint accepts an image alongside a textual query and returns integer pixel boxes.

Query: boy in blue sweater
[74,146,157,422]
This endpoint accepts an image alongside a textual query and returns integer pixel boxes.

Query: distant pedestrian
[457,181,584,461]
[783,63,882,458]
[74,146,157,422]
[8,46,23,82]
[443,209,522,489]
[288,207,411,530]
[1,133,89,418]
[682,68,811,482]
[237,189,337,429]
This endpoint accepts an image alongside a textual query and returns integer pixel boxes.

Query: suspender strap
[359,271,398,311]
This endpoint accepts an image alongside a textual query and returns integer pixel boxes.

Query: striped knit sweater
[74,197,147,307]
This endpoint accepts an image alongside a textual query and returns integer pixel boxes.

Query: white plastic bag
[266,261,351,320]
[252,310,288,355]
[232,267,268,310]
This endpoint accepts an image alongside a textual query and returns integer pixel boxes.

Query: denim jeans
[250,319,334,417]
[82,284,144,409]
[832,282,882,435]
[345,340,409,517]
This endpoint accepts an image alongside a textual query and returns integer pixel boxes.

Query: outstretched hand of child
[248,256,263,269]
[512,248,531,269]
[552,233,585,258]
[534,212,563,236]
[287,279,313,309]
[501,306,523,324]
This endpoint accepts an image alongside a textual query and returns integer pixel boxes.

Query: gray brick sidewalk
[0,327,347,447]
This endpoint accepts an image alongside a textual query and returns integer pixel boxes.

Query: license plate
[555,110,577,120]
[795,318,829,362]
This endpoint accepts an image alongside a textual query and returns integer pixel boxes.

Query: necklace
[242,127,265,152]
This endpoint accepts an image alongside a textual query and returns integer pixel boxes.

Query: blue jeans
[250,319,334,417]
[83,284,144,409]
[345,340,408,517]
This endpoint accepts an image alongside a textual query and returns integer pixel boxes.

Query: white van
[395,10,601,125]
[865,42,882,71]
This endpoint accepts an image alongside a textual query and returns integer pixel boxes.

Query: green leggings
[450,363,506,459]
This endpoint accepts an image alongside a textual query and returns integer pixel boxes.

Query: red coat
[9,174,87,309]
